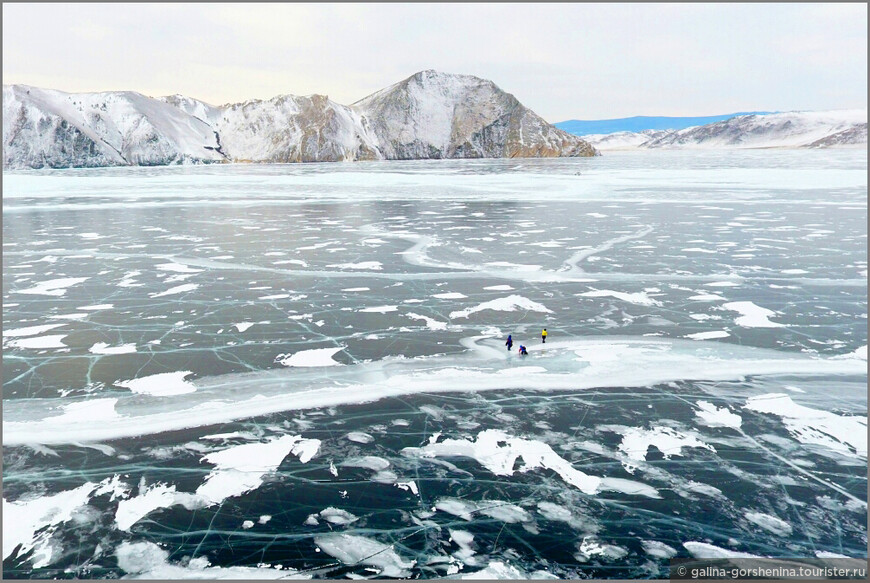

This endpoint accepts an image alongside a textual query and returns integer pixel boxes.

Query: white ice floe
[156,263,202,273]
[744,511,793,536]
[687,293,726,301]
[89,342,137,355]
[345,431,374,444]
[48,312,89,320]
[47,398,120,424]
[327,261,383,270]
[115,483,200,531]
[115,541,307,579]
[314,534,415,578]
[5,334,68,349]
[744,393,866,457]
[3,477,123,567]
[831,345,867,361]
[406,312,448,330]
[196,435,321,505]
[233,322,254,332]
[258,294,289,300]
[116,371,196,396]
[3,323,67,337]
[395,481,419,495]
[683,541,761,558]
[641,540,678,559]
[341,456,390,471]
[435,497,532,523]
[341,287,370,292]
[578,289,662,306]
[575,537,629,562]
[483,285,513,291]
[149,283,199,298]
[615,426,715,471]
[449,295,552,319]
[433,292,467,299]
[317,507,359,525]
[685,331,730,340]
[706,281,742,287]
[404,429,600,494]
[694,401,742,429]
[723,301,784,328]
[358,305,398,313]
[15,277,89,296]
[460,561,559,579]
[275,346,344,367]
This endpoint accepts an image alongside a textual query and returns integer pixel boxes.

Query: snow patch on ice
[579,288,662,306]
[16,277,89,296]
[275,347,344,367]
[723,301,784,328]
[450,295,552,319]
[404,429,600,494]
[695,401,742,429]
[744,393,866,457]
[314,534,414,578]
[116,371,196,396]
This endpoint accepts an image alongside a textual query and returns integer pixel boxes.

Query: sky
[3,3,867,121]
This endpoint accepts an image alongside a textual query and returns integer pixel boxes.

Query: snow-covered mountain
[581,110,867,151]
[3,85,226,168]
[3,71,596,168]
[353,70,596,159]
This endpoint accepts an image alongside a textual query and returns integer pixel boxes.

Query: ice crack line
[561,226,654,275]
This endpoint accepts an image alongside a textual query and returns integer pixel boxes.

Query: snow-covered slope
[3,85,226,168]
[582,110,867,151]
[353,70,596,159]
[3,72,596,169]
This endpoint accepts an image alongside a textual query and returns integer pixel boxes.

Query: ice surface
[2,154,866,577]
[5,336,864,446]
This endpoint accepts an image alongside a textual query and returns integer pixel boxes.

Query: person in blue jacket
[505,334,513,351]
[518,345,528,356]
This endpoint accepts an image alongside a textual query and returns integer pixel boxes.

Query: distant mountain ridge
[555,112,774,135]
[577,110,867,150]
[2,71,596,169]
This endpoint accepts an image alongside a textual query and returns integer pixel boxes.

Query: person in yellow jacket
[541,328,548,343]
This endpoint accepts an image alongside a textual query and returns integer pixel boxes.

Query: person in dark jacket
[505,334,513,351]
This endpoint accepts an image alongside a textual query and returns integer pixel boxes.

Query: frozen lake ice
[2,150,867,578]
